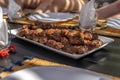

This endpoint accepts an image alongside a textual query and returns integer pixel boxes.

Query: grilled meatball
[84,39,102,47]
[83,31,93,40]
[61,37,69,44]
[83,40,92,46]
[34,28,43,34]
[38,37,48,44]
[18,28,30,37]
[69,37,83,45]
[31,26,38,30]
[83,31,98,40]
[61,29,69,37]
[67,30,80,37]
[45,29,56,35]
[73,46,88,54]
[46,40,64,50]
[22,25,29,29]
[63,45,76,54]
[91,39,103,47]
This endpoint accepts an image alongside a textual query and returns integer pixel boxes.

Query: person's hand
[0,0,8,8]
[34,0,85,14]
[108,13,120,20]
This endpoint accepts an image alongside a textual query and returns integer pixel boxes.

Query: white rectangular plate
[10,29,114,59]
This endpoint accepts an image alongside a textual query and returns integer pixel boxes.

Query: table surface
[0,24,120,78]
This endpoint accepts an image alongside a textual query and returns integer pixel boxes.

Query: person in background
[96,0,120,19]
[0,0,42,9]
[0,0,85,13]
[33,0,85,13]
[0,0,120,19]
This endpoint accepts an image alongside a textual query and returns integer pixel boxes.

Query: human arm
[97,0,120,19]
[0,0,85,13]
[0,0,8,7]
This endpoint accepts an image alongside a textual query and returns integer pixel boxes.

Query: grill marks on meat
[46,40,64,50]
[38,37,48,44]
[45,29,62,42]
[63,45,88,54]
[69,37,83,45]
[73,46,88,54]
[18,25,103,54]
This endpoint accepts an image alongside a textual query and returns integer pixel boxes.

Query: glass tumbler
[0,19,10,51]
[79,13,98,32]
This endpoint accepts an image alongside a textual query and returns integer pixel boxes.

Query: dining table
[0,20,120,80]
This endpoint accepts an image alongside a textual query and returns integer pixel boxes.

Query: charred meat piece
[22,25,29,29]
[91,39,103,47]
[73,46,88,54]
[83,40,92,46]
[67,30,80,37]
[83,31,98,40]
[46,40,64,50]
[18,28,30,37]
[25,30,36,40]
[92,33,98,40]
[27,24,33,29]
[84,39,103,47]
[31,26,38,30]
[45,29,56,35]
[45,29,62,41]
[61,37,69,44]
[63,45,88,54]
[52,29,62,41]
[55,29,62,34]
[45,29,61,36]
[62,29,80,38]
[38,37,48,44]
[69,37,83,45]
[33,28,43,35]
[32,36,39,42]
[63,45,76,54]
[47,34,61,42]
[83,31,93,40]
[61,29,69,37]
[39,31,47,37]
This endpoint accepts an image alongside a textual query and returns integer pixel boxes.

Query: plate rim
[28,12,77,23]
[3,66,111,80]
